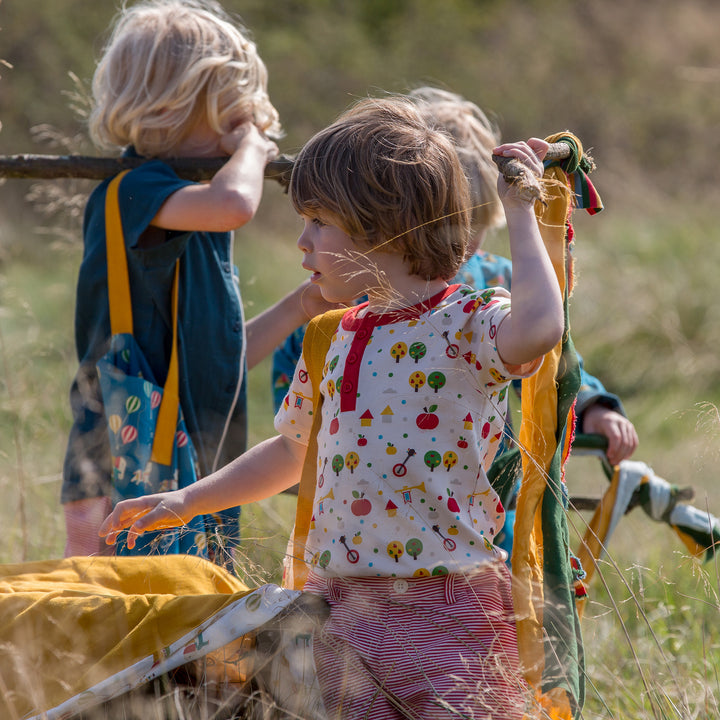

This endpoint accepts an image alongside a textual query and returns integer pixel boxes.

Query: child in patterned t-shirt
[100,96,563,719]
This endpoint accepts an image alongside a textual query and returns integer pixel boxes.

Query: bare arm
[245,279,346,369]
[494,139,564,367]
[99,433,305,548]
[151,123,278,232]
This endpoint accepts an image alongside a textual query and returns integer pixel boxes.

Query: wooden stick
[491,141,582,203]
[0,152,295,186]
[0,141,589,202]
[491,141,576,177]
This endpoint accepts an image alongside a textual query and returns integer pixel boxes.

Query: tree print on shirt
[408,342,426,363]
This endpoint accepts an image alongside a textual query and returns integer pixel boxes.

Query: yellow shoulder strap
[151,261,181,466]
[289,308,348,589]
[303,308,348,389]
[105,172,134,336]
[104,171,179,466]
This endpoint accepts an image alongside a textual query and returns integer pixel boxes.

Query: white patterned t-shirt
[274,284,541,578]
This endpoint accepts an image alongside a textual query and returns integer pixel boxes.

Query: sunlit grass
[0,252,77,562]
[580,559,720,719]
[2,194,719,716]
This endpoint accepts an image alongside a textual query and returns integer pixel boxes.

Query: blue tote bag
[96,171,228,564]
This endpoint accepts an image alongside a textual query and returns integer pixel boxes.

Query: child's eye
[312,217,327,227]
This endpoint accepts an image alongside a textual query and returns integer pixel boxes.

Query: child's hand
[297,278,348,320]
[98,491,189,550]
[493,138,549,206]
[582,405,639,465]
[221,121,278,163]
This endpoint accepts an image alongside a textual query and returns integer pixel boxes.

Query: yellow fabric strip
[673,527,706,557]
[537,687,574,720]
[151,260,181,466]
[576,466,622,591]
[513,164,573,687]
[104,171,133,336]
[289,308,348,590]
[104,170,180,467]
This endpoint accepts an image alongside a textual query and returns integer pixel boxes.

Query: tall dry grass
[2,190,719,717]
[2,0,720,709]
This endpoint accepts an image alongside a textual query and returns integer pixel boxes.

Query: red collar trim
[337,284,460,413]
[341,284,460,331]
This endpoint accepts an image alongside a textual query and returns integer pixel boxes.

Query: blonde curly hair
[89,0,281,157]
[408,87,505,234]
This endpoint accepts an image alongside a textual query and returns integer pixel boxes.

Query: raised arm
[151,122,278,232]
[493,139,564,367]
[99,433,305,549]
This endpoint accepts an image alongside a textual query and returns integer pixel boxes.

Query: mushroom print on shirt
[274,284,541,578]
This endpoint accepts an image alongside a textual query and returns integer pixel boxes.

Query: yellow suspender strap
[290,308,348,589]
[105,172,134,336]
[151,261,180,465]
[104,171,179,466]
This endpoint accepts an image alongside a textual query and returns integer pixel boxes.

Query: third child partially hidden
[101,96,562,719]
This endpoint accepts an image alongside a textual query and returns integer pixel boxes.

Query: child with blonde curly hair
[63,0,327,565]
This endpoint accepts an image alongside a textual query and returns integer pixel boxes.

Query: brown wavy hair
[290,96,471,281]
[408,86,505,234]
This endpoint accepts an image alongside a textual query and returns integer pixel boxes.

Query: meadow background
[1,1,719,717]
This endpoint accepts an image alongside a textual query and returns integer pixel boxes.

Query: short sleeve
[273,353,315,445]
[271,326,306,414]
[118,162,195,265]
[464,287,543,383]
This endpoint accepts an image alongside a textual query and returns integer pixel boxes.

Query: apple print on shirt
[275,285,541,578]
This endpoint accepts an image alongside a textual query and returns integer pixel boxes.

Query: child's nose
[297,228,311,253]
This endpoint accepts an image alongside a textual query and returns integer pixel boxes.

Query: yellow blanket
[0,555,297,719]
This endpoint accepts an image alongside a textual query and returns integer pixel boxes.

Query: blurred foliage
[2,0,720,209]
[1,0,719,457]
[1,6,719,712]
[2,0,720,465]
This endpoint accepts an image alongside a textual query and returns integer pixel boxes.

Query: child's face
[297,213,373,305]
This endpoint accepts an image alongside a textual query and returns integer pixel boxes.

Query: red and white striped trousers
[304,564,529,720]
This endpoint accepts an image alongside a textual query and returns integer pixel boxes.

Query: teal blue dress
[62,157,245,566]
